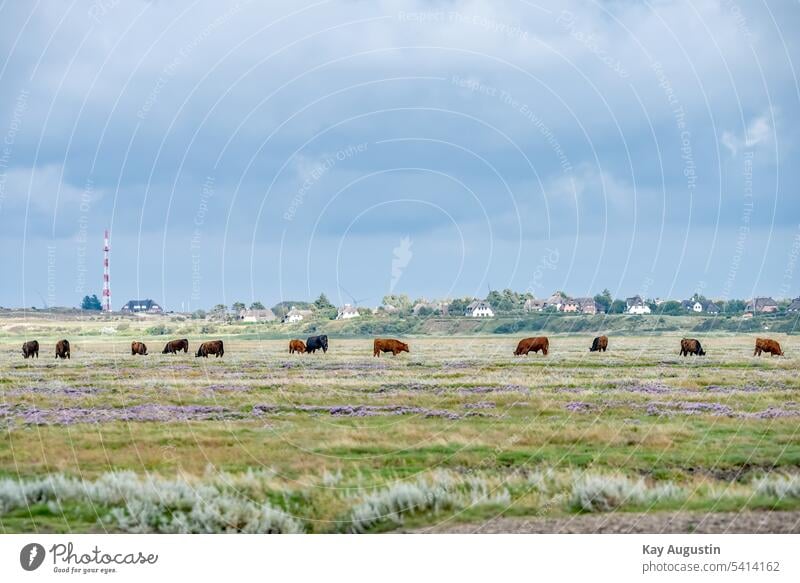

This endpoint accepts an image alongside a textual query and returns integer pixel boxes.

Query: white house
[336,304,361,320]
[238,308,276,322]
[283,306,313,323]
[465,300,494,318]
[626,295,651,315]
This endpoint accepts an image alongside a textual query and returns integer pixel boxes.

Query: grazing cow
[131,341,148,356]
[305,335,328,354]
[754,337,783,357]
[196,340,224,358]
[55,339,71,360]
[162,339,189,354]
[680,338,705,357]
[289,339,306,354]
[589,335,608,352]
[373,338,410,357]
[22,340,39,359]
[514,337,549,356]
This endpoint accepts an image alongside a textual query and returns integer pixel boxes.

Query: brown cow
[22,340,39,359]
[289,339,306,354]
[754,337,783,356]
[514,337,549,356]
[196,340,224,358]
[589,335,608,352]
[131,341,148,355]
[373,338,409,357]
[680,338,705,356]
[162,339,189,354]
[55,339,71,360]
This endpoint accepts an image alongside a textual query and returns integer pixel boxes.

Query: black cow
[305,334,328,354]
[22,340,39,359]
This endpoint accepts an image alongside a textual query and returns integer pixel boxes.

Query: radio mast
[102,229,111,312]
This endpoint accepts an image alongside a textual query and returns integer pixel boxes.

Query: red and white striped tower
[102,229,111,312]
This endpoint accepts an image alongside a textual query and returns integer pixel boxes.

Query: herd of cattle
[18,335,786,360]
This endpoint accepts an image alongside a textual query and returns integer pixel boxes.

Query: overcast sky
[1,0,798,310]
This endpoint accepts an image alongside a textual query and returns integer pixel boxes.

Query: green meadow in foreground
[1,325,799,532]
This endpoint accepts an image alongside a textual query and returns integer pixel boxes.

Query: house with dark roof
[523,298,546,312]
[681,299,720,314]
[787,297,800,312]
[746,297,779,314]
[120,299,162,314]
[576,297,600,314]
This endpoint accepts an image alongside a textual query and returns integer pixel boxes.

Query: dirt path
[410,511,800,534]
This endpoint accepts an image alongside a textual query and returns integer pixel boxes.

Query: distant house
[283,306,313,323]
[746,297,779,314]
[576,297,599,315]
[239,308,276,323]
[681,300,703,313]
[787,297,800,312]
[546,292,569,311]
[465,300,494,318]
[336,304,361,320]
[412,300,442,316]
[681,297,719,314]
[523,298,546,312]
[120,299,162,314]
[626,296,651,315]
[562,299,580,313]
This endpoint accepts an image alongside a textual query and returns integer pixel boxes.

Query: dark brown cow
[196,340,224,358]
[754,337,783,356]
[131,341,148,355]
[373,338,409,357]
[680,338,705,356]
[55,339,71,360]
[162,338,189,354]
[289,339,306,354]
[589,335,608,352]
[22,340,39,359]
[514,336,549,356]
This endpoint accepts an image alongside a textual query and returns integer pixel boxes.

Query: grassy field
[1,319,800,532]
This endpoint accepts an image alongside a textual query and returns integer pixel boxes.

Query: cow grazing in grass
[589,335,608,352]
[754,338,783,356]
[162,339,189,354]
[514,337,549,356]
[305,335,328,354]
[680,338,705,356]
[289,339,306,354]
[196,340,224,358]
[373,338,409,357]
[131,341,148,355]
[55,339,71,359]
[22,340,39,359]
